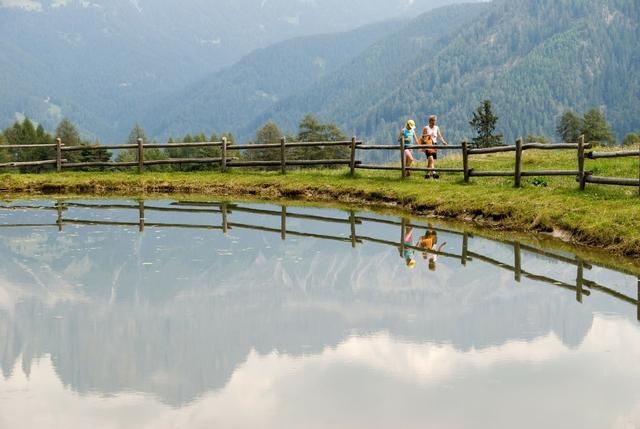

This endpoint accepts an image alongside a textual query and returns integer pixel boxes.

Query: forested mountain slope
[242,2,489,142]
[0,0,466,141]
[148,19,402,140]
[255,0,639,148]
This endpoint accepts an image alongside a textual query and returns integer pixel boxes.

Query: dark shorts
[425,151,437,160]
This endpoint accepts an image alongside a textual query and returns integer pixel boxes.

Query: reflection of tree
[0,200,636,406]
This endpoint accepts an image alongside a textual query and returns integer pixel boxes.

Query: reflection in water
[0,199,639,429]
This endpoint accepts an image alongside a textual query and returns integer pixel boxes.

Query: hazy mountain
[0,0,466,141]
[242,2,490,143]
[147,19,403,140]
[255,0,639,146]
[151,2,488,142]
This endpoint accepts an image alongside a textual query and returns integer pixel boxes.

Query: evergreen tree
[469,100,503,147]
[0,133,10,164]
[116,124,170,171]
[296,114,348,165]
[556,111,582,143]
[55,118,84,163]
[246,122,283,164]
[622,132,640,147]
[4,119,54,172]
[581,108,615,146]
[79,139,112,167]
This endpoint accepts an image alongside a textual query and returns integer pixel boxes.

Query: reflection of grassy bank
[0,148,638,257]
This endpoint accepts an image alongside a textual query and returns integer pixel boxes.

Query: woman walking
[421,115,448,179]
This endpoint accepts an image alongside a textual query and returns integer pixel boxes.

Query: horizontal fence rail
[1,200,638,319]
[584,147,640,194]
[1,133,638,195]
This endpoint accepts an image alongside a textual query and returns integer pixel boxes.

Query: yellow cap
[407,259,416,268]
[407,119,415,129]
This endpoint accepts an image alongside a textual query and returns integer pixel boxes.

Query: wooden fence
[586,144,640,196]
[364,134,639,193]
[2,200,638,319]
[0,137,362,173]
[2,134,639,195]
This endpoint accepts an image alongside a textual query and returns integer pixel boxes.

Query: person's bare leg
[426,155,434,178]
[405,153,413,176]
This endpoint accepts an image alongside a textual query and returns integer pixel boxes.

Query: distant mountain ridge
[151,0,638,149]
[147,18,404,140]
[261,0,639,147]
[0,0,466,141]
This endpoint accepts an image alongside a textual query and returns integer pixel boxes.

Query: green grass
[0,146,639,257]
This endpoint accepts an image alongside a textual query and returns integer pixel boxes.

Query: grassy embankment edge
[1,150,639,260]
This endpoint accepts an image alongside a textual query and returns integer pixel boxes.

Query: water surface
[0,199,639,429]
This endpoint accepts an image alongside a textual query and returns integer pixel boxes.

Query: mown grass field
[1,145,639,258]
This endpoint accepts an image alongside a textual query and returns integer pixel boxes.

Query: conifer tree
[296,114,348,163]
[247,122,283,164]
[622,132,640,147]
[0,133,10,164]
[581,108,615,146]
[56,118,83,163]
[469,100,502,147]
[117,124,169,170]
[556,111,582,143]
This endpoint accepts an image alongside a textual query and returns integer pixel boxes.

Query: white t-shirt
[424,125,440,144]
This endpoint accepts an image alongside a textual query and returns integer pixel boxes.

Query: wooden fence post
[578,135,586,191]
[350,211,357,248]
[138,200,145,232]
[55,138,62,172]
[514,242,522,282]
[400,135,406,179]
[137,138,144,173]
[400,218,406,258]
[56,200,63,232]
[461,232,468,266]
[575,260,585,303]
[462,140,470,183]
[514,138,523,188]
[281,206,286,240]
[280,137,286,174]
[222,203,228,234]
[221,137,227,172]
[350,136,356,176]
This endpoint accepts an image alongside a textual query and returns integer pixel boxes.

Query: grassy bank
[1,147,639,257]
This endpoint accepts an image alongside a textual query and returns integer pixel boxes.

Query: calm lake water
[0,199,639,429]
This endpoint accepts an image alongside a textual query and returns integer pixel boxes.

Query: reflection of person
[416,226,447,271]
[402,226,416,268]
[399,119,419,175]
[421,115,448,179]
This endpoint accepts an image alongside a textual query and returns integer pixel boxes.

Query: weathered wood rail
[361,134,639,195]
[585,145,640,195]
[2,200,638,319]
[2,133,639,195]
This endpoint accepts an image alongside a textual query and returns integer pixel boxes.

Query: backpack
[421,130,436,154]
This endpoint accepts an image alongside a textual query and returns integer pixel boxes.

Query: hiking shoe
[433,173,440,179]
[424,174,431,179]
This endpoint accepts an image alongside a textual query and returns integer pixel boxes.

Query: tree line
[0,114,350,172]
[470,100,638,148]
[1,104,636,174]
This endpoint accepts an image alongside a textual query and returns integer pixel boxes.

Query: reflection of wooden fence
[2,200,638,320]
